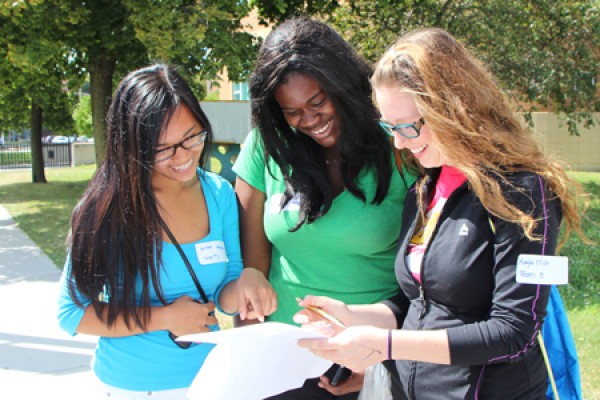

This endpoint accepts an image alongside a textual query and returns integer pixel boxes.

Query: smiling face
[375,86,449,169]
[152,104,205,188]
[274,73,341,148]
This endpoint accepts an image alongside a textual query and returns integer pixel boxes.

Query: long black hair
[67,64,213,330]
[250,16,393,230]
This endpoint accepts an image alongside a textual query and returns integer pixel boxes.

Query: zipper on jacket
[418,285,426,319]
[408,284,427,400]
[406,283,427,400]
[406,178,468,400]
[405,185,432,400]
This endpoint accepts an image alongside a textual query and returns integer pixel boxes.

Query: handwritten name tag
[195,241,228,265]
[516,254,569,285]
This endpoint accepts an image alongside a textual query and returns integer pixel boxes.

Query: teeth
[411,145,427,154]
[173,159,193,171]
[311,121,331,136]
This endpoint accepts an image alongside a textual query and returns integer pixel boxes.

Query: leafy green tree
[250,0,340,25]
[22,0,149,166]
[125,0,257,97]
[0,4,79,182]
[331,0,599,134]
[463,1,599,133]
[73,95,92,138]
[2,0,258,169]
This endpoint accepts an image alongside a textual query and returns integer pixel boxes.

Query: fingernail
[293,314,309,324]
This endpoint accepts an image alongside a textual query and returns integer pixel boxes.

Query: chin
[318,132,341,148]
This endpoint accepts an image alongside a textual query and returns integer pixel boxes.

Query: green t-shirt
[233,129,415,324]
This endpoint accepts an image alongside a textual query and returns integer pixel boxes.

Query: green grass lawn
[1,165,598,396]
[0,165,96,267]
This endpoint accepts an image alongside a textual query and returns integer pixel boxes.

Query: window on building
[232,82,249,101]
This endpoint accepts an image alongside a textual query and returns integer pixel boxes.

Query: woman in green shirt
[233,17,416,399]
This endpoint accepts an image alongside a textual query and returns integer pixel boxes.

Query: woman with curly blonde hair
[296,28,587,399]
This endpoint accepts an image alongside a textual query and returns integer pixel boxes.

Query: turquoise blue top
[57,169,241,391]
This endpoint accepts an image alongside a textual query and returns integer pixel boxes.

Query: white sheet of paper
[178,322,332,400]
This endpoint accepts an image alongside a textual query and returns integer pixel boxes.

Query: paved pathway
[0,205,98,399]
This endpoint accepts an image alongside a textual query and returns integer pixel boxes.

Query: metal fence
[0,140,241,181]
[0,141,72,170]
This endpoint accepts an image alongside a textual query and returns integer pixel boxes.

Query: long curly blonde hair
[372,28,586,248]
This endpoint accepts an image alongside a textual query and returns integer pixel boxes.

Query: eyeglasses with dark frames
[379,117,426,139]
[154,130,207,163]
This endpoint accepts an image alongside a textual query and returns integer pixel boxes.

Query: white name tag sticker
[516,254,569,285]
[282,194,301,212]
[268,193,301,214]
[195,241,228,265]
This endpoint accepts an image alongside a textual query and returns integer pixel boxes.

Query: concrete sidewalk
[0,204,98,399]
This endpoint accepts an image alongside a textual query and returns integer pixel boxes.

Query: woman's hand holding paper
[297,326,388,372]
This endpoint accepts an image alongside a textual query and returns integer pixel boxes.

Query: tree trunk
[30,102,47,184]
[90,56,116,166]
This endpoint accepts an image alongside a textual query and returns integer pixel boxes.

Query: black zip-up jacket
[384,169,562,400]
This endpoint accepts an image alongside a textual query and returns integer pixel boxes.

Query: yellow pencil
[305,305,346,328]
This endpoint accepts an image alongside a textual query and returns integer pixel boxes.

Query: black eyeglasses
[379,117,426,139]
[154,130,207,163]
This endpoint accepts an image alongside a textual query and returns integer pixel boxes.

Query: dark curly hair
[250,16,393,230]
